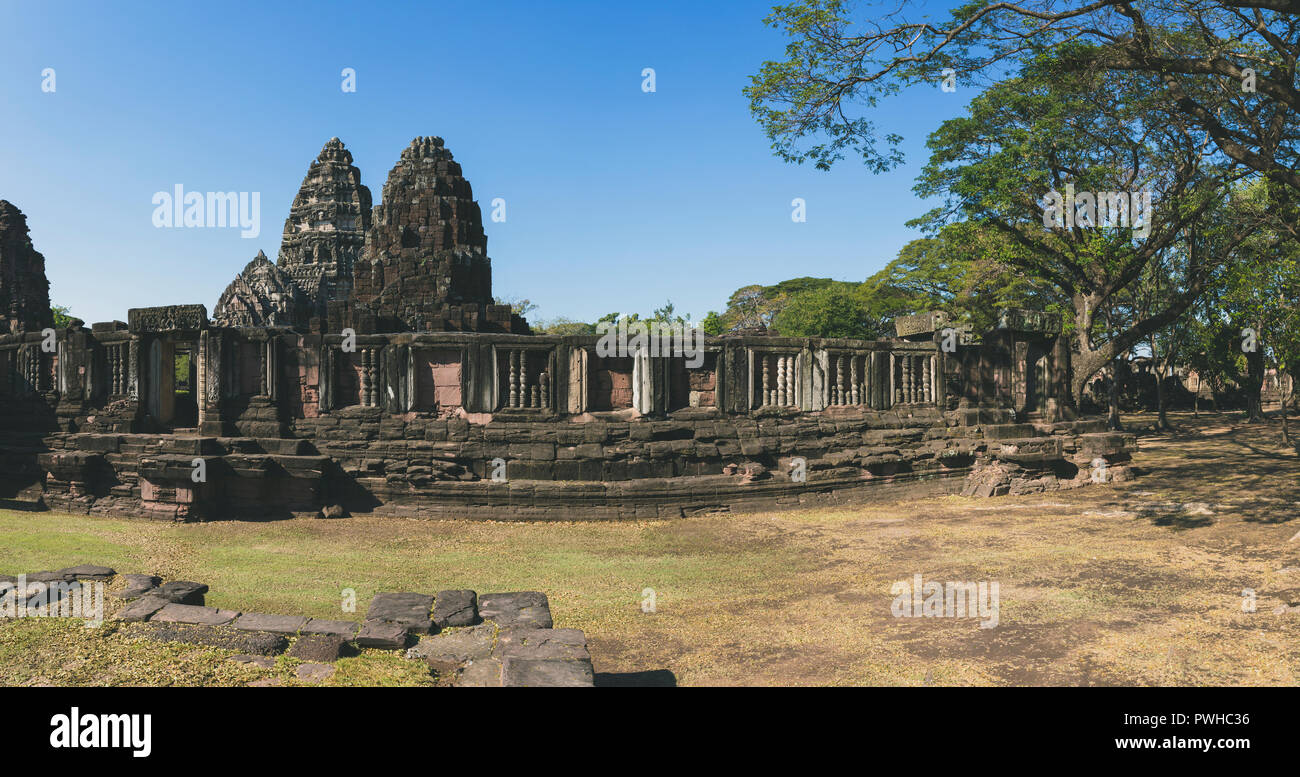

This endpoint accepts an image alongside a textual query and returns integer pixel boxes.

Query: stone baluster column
[512,350,522,407]
[889,350,899,405]
[850,354,860,405]
[925,356,935,405]
[769,358,780,407]
[259,341,269,396]
[762,354,771,407]
[508,349,519,408]
[837,355,847,405]
[909,355,917,403]
[361,348,374,407]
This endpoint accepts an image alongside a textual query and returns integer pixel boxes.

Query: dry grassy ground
[1,412,1297,686]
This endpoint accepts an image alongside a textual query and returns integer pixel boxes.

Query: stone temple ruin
[0,137,1135,521]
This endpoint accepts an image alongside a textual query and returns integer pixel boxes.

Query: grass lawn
[2,412,1298,686]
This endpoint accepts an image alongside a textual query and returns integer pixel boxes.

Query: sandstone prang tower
[0,200,54,334]
[213,137,525,335]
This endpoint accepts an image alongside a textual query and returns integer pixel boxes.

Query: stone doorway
[147,338,199,428]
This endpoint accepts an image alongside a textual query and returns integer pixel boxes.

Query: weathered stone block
[355,620,410,649]
[116,594,169,622]
[158,580,209,605]
[233,613,309,635]
[432,589,479,628]
[302,619,361,639]
[495,627,589,661]
[479,592,553,629]
[114,574,162,600]
[501,656,595,687]
[365,592,434,634]
[152,603,239,626]
[288,633,346,662]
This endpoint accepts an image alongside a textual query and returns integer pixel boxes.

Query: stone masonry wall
[0,319,1136,521]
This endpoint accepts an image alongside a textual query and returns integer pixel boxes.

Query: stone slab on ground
[116,594,169,622]
[456,658,503,687]
[355,620,409,649]
[25,571,65,583]
[152,603,239,626]
[157,580,209,605]
[114,574,162,600]
[56,565,115,581]
[231,654,275,669]
[288,633,346,662]
[501,656,595,687]
[302,619,360,639]
[133,623,288,655]
[233,613,308,635]
[365,592,434,634]
[432,589,479,628]
[406,623,494,667]
[295,663,336,683]
[479,592,553,629]
[495,627,589,661]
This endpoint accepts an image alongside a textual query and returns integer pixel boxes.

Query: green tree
[51,305,75,328]
[772,282,871,338]
[747,1,1300,196]
[906,55,1250,406]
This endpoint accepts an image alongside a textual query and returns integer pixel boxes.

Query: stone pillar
[811,348,828,411]
[632,345,653,414]
[567,347,586,415]
[887,352,895,407]
[198,330,210,426]
[128,336,140,400]
[266,338,278,403]
[318,346,333,413]
[383,343,405,414]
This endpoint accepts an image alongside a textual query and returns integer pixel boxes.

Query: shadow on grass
[595,670,678,687]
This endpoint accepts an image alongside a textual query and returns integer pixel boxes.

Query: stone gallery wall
[0,311,1136,521]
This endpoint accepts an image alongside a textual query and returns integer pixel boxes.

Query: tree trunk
[1107,360,1124,431]
[1155,370,1169,430]
[1244,345,1266,423]
[1153,338,1176,432]
[1282,389,1290,447]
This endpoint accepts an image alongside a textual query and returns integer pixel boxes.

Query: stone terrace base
[0,566,593,687]
[8,406,1136,521]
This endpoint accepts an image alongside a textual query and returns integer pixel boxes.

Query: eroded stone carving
[212,251,306,328]
[0,200,53,334]
[277,138,372,324]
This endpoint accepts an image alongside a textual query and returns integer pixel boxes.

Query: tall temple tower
[275,137,373,324]
[0,200,54,334]
[351,136,505,332]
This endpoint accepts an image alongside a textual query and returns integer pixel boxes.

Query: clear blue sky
[1,0,967,327]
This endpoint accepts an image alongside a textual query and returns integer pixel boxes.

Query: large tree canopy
[747,0,1300,197]
[908,49,1257,402]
